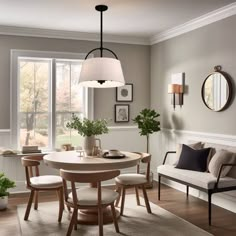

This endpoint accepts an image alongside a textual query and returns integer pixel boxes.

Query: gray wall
[151,15,236,135]
[0,35,150,129]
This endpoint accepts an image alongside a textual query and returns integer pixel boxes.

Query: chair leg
[67,205,71,212]
[208,192,212,226]
[98,206,103,236]
[142,185,152,214]
[120,187,126,216]
[57,188,64,222]
[67,209,77,236]
[115,186,121,207]
[186,186,189,198]
[34,190,38,210]
[73,210,78,230]
[135,186,140,205]
[24,190,35,220]
[111,203,119,233]
[158,175,161,200]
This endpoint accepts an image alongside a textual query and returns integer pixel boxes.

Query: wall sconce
[168,73,184,110]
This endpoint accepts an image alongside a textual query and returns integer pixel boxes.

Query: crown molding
[0,25,150,45]
[150,2,236,45]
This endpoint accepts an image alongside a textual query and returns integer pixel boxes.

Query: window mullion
[51,59,56,150]
[69,62,72,141]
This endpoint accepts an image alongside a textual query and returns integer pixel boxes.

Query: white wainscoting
[150,128,236,213]
[0,129,11,147]
[0,127,146,193]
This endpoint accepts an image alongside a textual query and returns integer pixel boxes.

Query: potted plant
[66,114,109,155]
[0,173,16,210]
[133,108,160,153]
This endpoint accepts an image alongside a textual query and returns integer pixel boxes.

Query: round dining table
[44,150,141,171]
[43,150,141,225]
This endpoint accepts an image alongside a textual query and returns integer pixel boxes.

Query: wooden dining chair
[115,152,152,215]
[21,155,64,222]
[60,169,120,236]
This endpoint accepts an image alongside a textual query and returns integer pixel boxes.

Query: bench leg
[158,175,161,200]
[208,191,212,225]
[186,186,189,198]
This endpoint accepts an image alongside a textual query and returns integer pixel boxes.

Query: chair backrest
[21,155,43,188]
[60,169,120,206]
[134,152,151,181]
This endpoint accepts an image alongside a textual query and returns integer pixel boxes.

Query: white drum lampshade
[79,57,125,88]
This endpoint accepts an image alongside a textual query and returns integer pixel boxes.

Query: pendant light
[79,5,125,88]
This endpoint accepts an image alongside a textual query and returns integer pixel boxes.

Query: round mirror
[201,66,232,111]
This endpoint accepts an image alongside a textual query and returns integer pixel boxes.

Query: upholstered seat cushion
[30,175,62,188]
[115,174,147,185]
[157,164,236,189]
[68,187,119,206]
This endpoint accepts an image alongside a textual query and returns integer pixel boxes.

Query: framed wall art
[116,83,133,102]
[114,104,130,123]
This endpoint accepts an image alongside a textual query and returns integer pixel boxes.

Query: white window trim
[10,49,94,149]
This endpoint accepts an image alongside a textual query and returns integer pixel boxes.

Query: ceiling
[0,0,235,41]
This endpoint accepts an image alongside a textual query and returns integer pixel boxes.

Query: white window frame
[10,49,94,150]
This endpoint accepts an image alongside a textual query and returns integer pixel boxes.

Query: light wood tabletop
[43,151,141,171]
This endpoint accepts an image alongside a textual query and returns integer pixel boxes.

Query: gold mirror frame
[201,66,232,112]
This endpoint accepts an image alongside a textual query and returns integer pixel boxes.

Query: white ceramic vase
[83,136,96,156]
[0,195,8,210]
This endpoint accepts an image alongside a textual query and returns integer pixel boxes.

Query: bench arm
[215,163,236,189]
[163,151,177,165]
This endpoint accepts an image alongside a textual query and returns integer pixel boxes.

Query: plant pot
[0,195,8,210]
[83,136,96,156]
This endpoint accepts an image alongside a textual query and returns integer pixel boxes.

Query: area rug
[17,195,212,236]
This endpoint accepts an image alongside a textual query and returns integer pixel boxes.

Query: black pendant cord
[84,4,119,60]
[100,8,103,57]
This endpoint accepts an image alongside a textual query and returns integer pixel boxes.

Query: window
[11,50,93,151]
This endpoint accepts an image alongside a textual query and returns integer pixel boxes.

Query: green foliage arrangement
[0,173,16,197]
[66,114,109,137]
[133,108,160,152]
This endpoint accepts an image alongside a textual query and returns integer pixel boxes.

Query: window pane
[56,61,83,113]
[56,62,70,112]
[19,59,51,148]
[55,60,84,148]
[71,64,83,112]
[19,60,50,113]
[55,113,83,148]
[19,113,49,147]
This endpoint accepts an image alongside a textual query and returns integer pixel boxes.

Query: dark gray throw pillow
[175,144,211,172]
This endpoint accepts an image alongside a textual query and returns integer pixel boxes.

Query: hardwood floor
[1,182,236,236]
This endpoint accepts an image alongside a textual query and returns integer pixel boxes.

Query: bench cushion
[157,164,236,189]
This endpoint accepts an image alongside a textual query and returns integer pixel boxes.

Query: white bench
[157,142,236,225]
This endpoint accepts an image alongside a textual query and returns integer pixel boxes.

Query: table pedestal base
[76,207,120,225]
